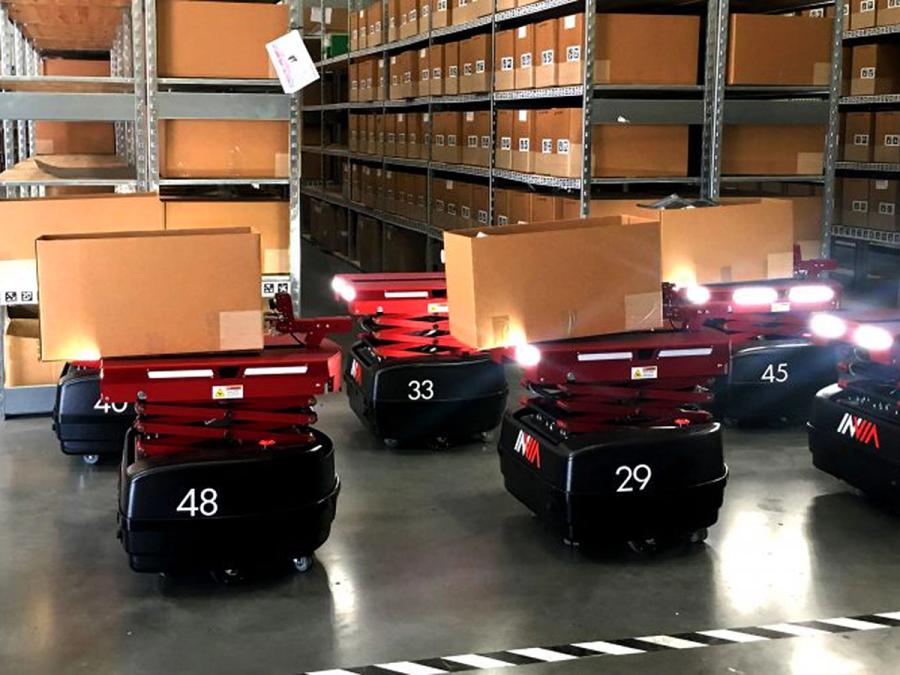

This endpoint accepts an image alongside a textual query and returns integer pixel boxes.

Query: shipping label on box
[515,25,535,89]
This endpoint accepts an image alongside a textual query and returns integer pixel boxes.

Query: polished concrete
[1,245,898,675]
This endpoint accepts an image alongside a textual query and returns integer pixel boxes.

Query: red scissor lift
[333,273,508,446]
[808,311,900,507]
[100,294,351,579]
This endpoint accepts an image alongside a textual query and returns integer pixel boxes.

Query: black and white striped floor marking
[304,611,900,675]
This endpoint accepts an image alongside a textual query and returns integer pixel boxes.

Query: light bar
[810,313,847,340]
[331,276,356,303]
[244,365,309,376]
[147,369,214,379]
[854,325,894,353]
[659,347,714,358]
[732,286,778,306]
[514,344,542,367]
[788,284,835,305]
[384,291,429,299]
[577,351,634,362]
[684,285,711,305]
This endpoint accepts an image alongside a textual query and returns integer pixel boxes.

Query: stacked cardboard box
[839,177,899,231]
[842,112,874,162]
[874,112,900,162]
[850,44,900,96]
[850,0,900,27]
[723,125,825,175]
[727,14,831,85]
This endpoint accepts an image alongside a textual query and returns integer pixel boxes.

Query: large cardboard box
[444,41,460,95]
[357,216,382,271]
[36,229,262,360]
[417,48,430,98]
[495,30,515,90]
[463,111,491,167]
[513,109,534,173]
[396,112,408,157]
[400,0,418,38]
[385,114,397,156]
[461,34,491,93]
[535,19,557,88]
[158,1,285,78]
[432,0,451,29]
[727,14,830,85]
[494,188,511,225]
[514,24,535,89]
[164,201,289,274]
[869,179,899,231]
[532,194,561,222]
[557,14,584,86]
[407,113,425,159]
[444,216,664,349]
[851,0,877,29]
[509,190,532,224]
[304,6,349,33]
[596,14,699,85]
[535,108,581,177]
[456,182,474,229]
[387,0,401,41]
[878,0,900,26]
[592,125,689,177]
[384,225,426,271]
[874,111,900,163]
[433,111,462,163]
[349,62,359,101]
[722,125,825,175]
[851,44,900,96]
[368,0,383,47]
[4,319,63,387]
[842,112,874,162]
[472,184,490,226]
[160,121,287,178]
[429,44,444,95]
[377,57,386,101]
[839,177,870,227]
[366,114,377,154]
[496,109,514,169]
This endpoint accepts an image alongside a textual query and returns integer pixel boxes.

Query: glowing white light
[514,344,541,367]
[788,284,835,304]
[810,313,847,340]
[854,325,894,352]
[330,277,356,302]
[732,286,778,306]
[684,285,711,305]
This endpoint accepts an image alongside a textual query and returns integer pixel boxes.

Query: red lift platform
[332,272,508,446]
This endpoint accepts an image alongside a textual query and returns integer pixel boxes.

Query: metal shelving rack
[822,0,900,291]
[299,0,841,270]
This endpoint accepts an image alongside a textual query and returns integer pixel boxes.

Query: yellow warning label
[631,366,658,381]
[428,302,449,314]
[212,385,244,400]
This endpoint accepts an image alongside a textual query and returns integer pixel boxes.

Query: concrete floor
[1,245,899,675]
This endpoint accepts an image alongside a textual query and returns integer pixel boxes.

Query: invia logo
[836,413,880,449]
[514,430,541,468]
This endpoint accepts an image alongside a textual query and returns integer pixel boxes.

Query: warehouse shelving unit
[822,1,900,292]
[299,0,841,270]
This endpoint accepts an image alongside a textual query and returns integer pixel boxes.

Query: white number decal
[93,398,128,414]
[408,379,435,400]
[616,464,652,492]
[761,362,789,383]
[176,488,219,517]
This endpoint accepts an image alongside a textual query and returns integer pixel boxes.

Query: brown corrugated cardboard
[351,163,362,203]
[531,194,561,222]
[384,225,426,271]
[840,177,870,227]
[367,114,377,154]
[403,49,417,98]
[396,112,408,157]
[596,14,699,85]
[444,215,664,349]
[350,62,359,101]
[535,19,557,88]
[456,182,474,229]
[509,190,533,224]
[843,112,874,162]
[400,0,418,38]
[37,228,263,360]
[453,0,472,25]
[374,167,385,212]
[461,34,491,93]
[851,0,877,29]
[389,53,402,99]
[407,113,425,159]
[429,44,444,95]
[377,57,386,101]
[158,1,286,78]
[878,0,900,26]
[471,184,490,226]
[357,216,382,270]
[496,109,514,169]
[351,9,360,50]
[387,0,401,41]
[869,179,899,230]
[368,0,383,47]
[443,179,460,228]
[591,125,689,177]
[433,111,462,163]
[495,30,515,90]
[496,0,514,8]
[385,114,397,156]
[164,201,289,273]
[432,0,451,29]
[463,111,491,167]
[557,14,584,86]
[843,2,851,30]
[418,48,430,98]
[395,172,409,217]
[874,111,900,163]
[419,0,431,34]
[722,125,825,175]
[494,188,511,225]
[513,109,534,173]
[851,44,900,95]
[514,24,535,89]
[376,114,385,155]
[444,41,460,95]
[412,173,427,222]
[432,178,448,228]
[384,169,397,214]
[304,6,348,32]
[727,14,830,85]
[4,319,63,387]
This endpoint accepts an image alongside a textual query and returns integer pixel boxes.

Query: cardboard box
[535,19,557,88]
[349,62,359,101]
[429,44,444,95]
[367,114,377,154]
[164,201,289,274]
[869,179,899,231]
[444,179,461,227]
[357,216,382,271]
[432,0,451,29]
[453,0,472,25]
[536,108,582,177]
[470,0,491,20]
[559,196,582,220]
[874,111,900,163]
[413,173,428,222]
[408,113,425,159]
[419,0,431,33]
[596,14,699,85]
[351,163,362,203]
[496,109,514,169]
[389,54,402,100]
[513,109,534,173]
[496,0,514,9]
[851,44,900,96]
[384,225,426,271]
[494,188,511,225]
[350,9,359,50]
[303,6,348,33]
[471,184,490,226]
[368,0,383,47]
[495,29,515,91]
[157,1,286,78]
[387,0,401,41]
[843,112,874,162]
[396,112,408,157]
[403,49,418,98]
[444,215,664,349]
[727,14,830,85]
[400,0,418,38]
[444,41,460,95]
[509,190,532,224]
[376,114,385,155]
[432,178,448,228]
[36,229,263,360]
[840,177,870,227]
[463,111,491,167]
[514,24,535,89]
[722,125,825,175]
[433,111,462,163]
[851,0,877,29]
[374,167,385,212]
[4,319,63,387]
[418,48,430,98]
[377,57,386,101]
[557,14,584,86]
[385,114,397,156]
[803,7,835,18]
[531,194,560,222]
[456,182,474,229]
[591,125,689,177]
[461,34,491,93]
[878,0,900,26]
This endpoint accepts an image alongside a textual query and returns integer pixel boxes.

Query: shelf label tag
[266,30,319,94]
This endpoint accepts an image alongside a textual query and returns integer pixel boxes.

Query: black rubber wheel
[292,556,313,573]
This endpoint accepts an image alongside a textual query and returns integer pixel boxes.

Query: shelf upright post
[578,0,595,216]
[0,7,16,199]
[113,26,126,161]
[700,0,729,202]
[13,23,27,197]
[25,38,37,196]
[143,0,159,190]
[821,0,845,260]
[289,0,304,315]
[488,0,495,228]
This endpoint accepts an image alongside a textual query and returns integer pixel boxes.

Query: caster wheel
[383,438,399,448]
[689,528,709,545]
[292,556,313,573]
[480,430,495,442]
[83,454,100,465]
[627,538,661,555]
[211,568,247,585]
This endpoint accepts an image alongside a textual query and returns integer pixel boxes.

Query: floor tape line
[302,611,900,675]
